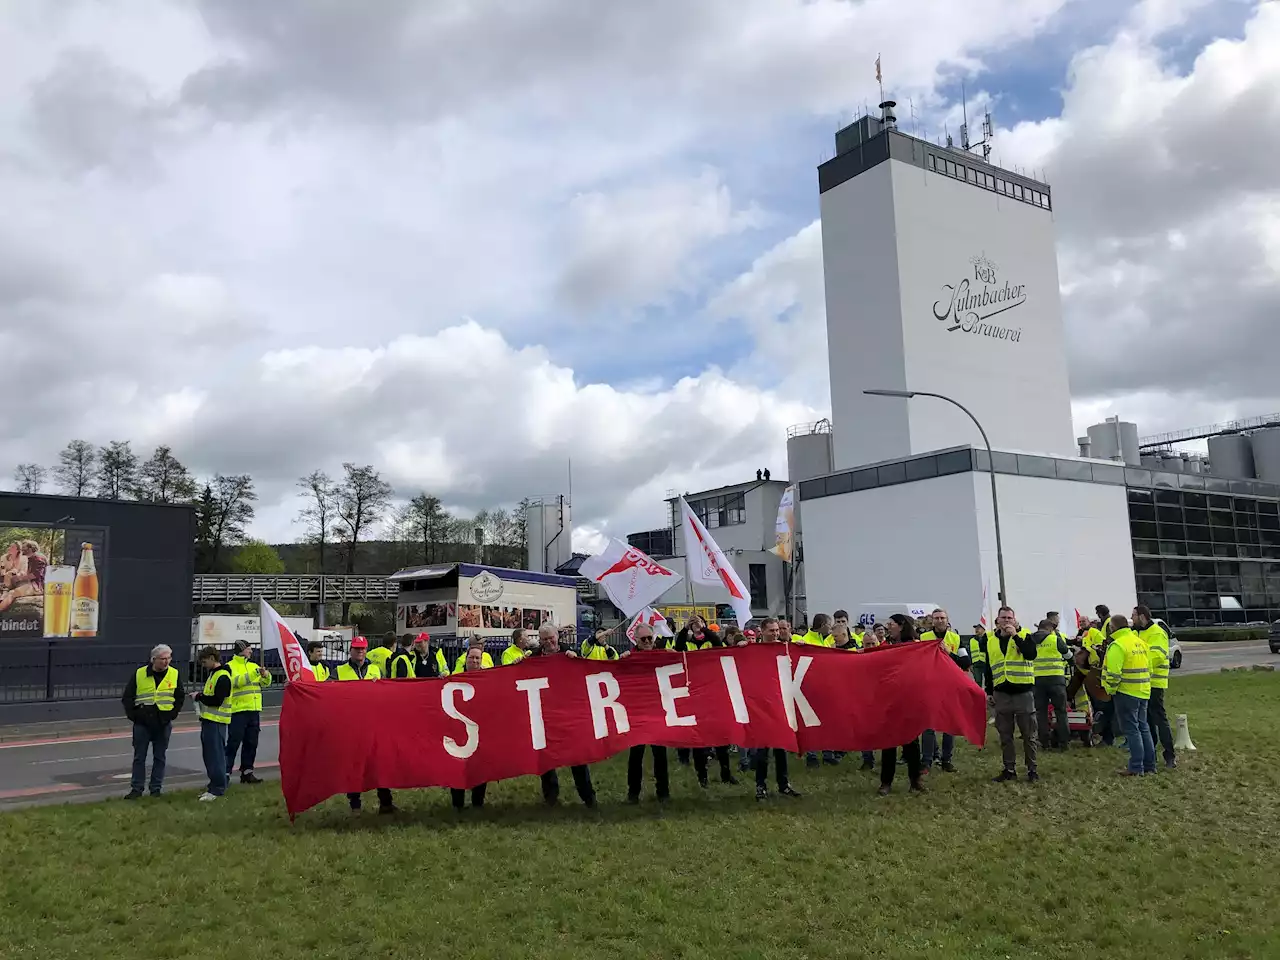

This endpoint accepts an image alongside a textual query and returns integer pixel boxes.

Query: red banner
[280,642,986,817]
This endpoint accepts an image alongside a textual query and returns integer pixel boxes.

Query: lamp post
[863,388,1007,606]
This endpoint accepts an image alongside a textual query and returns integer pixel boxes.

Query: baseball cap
[415,632,430,643]
[350,636,368,649]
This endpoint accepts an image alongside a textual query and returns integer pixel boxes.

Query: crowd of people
[120,601,1173,811]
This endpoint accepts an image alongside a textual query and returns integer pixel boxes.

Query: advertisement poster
[0,523,106,640]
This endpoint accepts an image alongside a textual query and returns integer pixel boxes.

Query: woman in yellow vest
[193,646,233,801]
[122,643,185,800]
[1101,615,1155,776]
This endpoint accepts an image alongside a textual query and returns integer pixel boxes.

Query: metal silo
[1250,428,1280,483]
[786,420,834,483]
[1086,418,1140,465]
[1207,434,1255,479]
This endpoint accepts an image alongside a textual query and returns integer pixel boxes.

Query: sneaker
[720,774,741,786]
[149,791,162,798]
[1026,771,1040,784]
[240,772,264,785]
[991,770,1017,783]
[123,790,143,801]
[778,785,802,798]
[940,761,957,773]
[756,785,768,801]
[1165,758,1177,770]
[876,784,891,797]
[197,792,217,802]
[1116,769,1142,777]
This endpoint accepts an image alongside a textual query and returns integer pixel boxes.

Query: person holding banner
[877,614,927,797]
[624,624,670,803]
[530,623,595,808]
[337,637,396,815]
[306,641,330,682]
[581,627,620,661]
[502,628,532,665]
[751,618,802,802]
[692,624,740,788]
[450,646,491,811]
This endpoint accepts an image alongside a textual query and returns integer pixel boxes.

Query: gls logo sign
[932,254,1027,343]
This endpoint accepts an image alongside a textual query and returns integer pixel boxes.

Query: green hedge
[1175,626,1270,643]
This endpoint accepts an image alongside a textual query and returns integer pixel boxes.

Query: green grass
[2,674,1279,960]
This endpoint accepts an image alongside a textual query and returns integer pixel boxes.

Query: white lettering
[655,662,696,727]
[441,682,479,759]
[776,655,821,731]
[586,672,629,739]
[515,677,550,751]
[719,656,750,724]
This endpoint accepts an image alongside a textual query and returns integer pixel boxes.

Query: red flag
[279,642,986,818]
[260,598,314,683]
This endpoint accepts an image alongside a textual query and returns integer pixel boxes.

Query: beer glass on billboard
[70,543,99,638]
[43,565,74,637]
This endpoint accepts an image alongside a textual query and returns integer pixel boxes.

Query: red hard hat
[350,636,368,649]
[415,632,431,643]
[744,628,757,638]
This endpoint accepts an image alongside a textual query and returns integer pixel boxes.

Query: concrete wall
[801,470,1136,630]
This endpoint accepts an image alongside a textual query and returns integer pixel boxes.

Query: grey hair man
[121,642,185,800]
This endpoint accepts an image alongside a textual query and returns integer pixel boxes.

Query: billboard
[396,568,573,637]
[0,523,106,640]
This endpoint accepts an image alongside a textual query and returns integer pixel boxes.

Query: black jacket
[123,665,187,727]
[192,669,231,709]
[983,631,1040,695]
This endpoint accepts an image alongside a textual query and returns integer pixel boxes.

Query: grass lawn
[1,673,1279,960]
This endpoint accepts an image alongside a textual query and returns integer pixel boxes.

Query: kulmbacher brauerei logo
[931,254,1026,342]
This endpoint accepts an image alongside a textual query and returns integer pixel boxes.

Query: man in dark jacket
[530,623,595,807]
[121,643,186,799]
[983,607,1040,783]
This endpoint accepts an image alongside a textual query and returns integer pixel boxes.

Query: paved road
[0,720,279,810]
[1177,638,1277,675]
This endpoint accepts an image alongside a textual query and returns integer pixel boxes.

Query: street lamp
[863,388,1007,606]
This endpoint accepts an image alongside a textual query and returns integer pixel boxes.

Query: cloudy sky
[1,0,1273,551]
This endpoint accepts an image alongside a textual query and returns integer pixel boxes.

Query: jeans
[347,788,394,810]
[542,766,595,805]
[752,748,790,790]
[225,711,261,775]
[200,720,229,796]
[131,723,172,795]
[805,750,838,764]
[880,739,921,787]
[450,784,488,808]
[627,745,670,799]
[1034,678,1070,749]
[1114,693,1156,774]
[920,730,953,767]
[1148,687,1176,763]
[993,690,1038,773]
[694,745,735,782]
[860,751,876,767]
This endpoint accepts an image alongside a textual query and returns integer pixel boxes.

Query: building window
[689,492,747,529]
[927,155,936,170]
[967,168,978,184]
[749,564,768,608]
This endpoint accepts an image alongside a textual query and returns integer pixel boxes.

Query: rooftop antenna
[982,107,993,161]
[875,54,897,130]
[960,79,970,152]
[909,97,918,137]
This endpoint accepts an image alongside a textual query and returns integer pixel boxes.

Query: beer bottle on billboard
[70,543,99,638]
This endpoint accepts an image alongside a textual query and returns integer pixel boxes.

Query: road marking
[30,746,200,765]
[0,783,82,800]
[0,720,279,751]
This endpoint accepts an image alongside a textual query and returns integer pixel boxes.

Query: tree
[136,446,198,503]
[296,470,338,573]
[96,441,138,499]
[336,463,393,575]
[403,492,451,563]
[194,474,257,573]
[54,440,97,496]
[232,539,286,574]
[336,463,392,622]
[13,463,46,494]
[510,497,533,565]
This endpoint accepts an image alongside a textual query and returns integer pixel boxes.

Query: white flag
[626,606,674,642]
[679,497,752,629]
[579,539,682,618]
[768,485,796,561]
[260,598,315,683]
